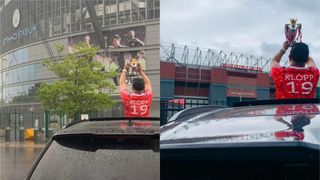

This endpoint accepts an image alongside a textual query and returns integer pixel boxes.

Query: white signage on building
[12,8,20,28]
[35,119,39,128]
[2,25,37,46]
[81,114,89,120]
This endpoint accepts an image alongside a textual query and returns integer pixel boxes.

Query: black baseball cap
[289,42,309,64]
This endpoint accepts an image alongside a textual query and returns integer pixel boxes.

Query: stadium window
[124,0,131,10]
[139,0,145,8]
[104,16,110,26]
[147,9,154,19]
[98,17,103,25]
[138,8,145,20]
[119,1,124,12]
[155,0,159,7]
[95,3,104,17]
[71,23,76,32]
[124,11,130,23]
[132,11,138,22]
[110,16,116,25]
[155,8,159,19]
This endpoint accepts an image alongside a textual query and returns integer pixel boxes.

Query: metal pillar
[85,0,106,49]
[34,119,39,144]
[5,127,10,142]
[45,110,49,141]
[19,127,24,142]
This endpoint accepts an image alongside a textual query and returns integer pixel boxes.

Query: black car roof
[232,98,320,107]
[169,99,320,122]
[161,103,320,146]
[55,117,160,136]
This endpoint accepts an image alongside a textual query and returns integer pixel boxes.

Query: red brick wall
[175,66,187,81]
[257,73,270,88]
[174,86,209,97]
[175,67,211,83]
[211,68,227,84]
[227,76,257,86]
[160,61,176,80]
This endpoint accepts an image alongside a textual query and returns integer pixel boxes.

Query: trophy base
[127,72,138,77]
[290,42,295,47]
[289,41,300,47]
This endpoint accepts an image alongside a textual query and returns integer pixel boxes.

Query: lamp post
[30,107,34,128]
[1,58,7,104]
[45,110,49,141]
[0,58,5,136]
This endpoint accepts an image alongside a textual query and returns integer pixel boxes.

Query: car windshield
[30,135,159,180]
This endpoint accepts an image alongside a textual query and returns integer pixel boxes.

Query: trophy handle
[297,24,302,42]
[284,24,290,41]
[284,24,289,30]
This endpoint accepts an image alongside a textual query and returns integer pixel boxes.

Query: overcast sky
[161,0,320,64]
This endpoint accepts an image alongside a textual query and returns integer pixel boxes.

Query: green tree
[38,42,116,120]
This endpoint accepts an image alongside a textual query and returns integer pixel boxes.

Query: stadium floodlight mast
[181,45,189,64]
[161,42,272,72]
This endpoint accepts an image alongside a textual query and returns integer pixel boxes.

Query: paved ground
[0,140,45,180]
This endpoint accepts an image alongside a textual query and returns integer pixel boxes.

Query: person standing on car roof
[109,34,127,86]
[270,41,319,99]
[119,62,153,117]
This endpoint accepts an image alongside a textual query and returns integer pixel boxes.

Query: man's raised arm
[270,41,290,70]
[120,63,130,91]
[137,63,152,92]
[306,56,317,68]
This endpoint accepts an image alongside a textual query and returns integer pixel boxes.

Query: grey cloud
[260,42,279,58]
[161,0,320,66]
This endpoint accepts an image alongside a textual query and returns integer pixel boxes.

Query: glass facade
[0,0,160,131]
[0,0,160,54]
[3,63,55,86]
[1,46,57,105]
[2,48,28,68]
[3,82,44,104]
[0,0,159,106]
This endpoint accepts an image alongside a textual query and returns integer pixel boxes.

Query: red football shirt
[271,65,319,99]
[120,89,153,117]
[276,104,320,116]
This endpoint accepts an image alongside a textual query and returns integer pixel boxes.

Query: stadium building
[0,0,160,139]
[160,43,320,124]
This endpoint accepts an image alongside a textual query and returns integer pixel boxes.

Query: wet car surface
[160,102,320,180]
[26,118,160,180]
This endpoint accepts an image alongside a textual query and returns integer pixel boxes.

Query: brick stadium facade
[160,60,320,124]
[161,61,272,107]
[160,43,319,124]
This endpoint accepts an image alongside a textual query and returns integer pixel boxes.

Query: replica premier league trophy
[130,58,139,75]
[285,18,302,47]
[125,50,145,76]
